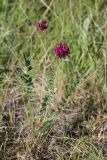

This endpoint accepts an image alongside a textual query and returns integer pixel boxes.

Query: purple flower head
[37,20,48,31]
[54,43,70,58]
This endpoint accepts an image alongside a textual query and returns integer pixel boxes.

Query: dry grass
[0,74,106,159]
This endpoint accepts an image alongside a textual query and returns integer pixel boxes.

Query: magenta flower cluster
[37,20,70,58]
[37,20,48,31]
[54,43,70,58]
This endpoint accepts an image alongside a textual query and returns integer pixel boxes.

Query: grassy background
[0,0,107,159]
